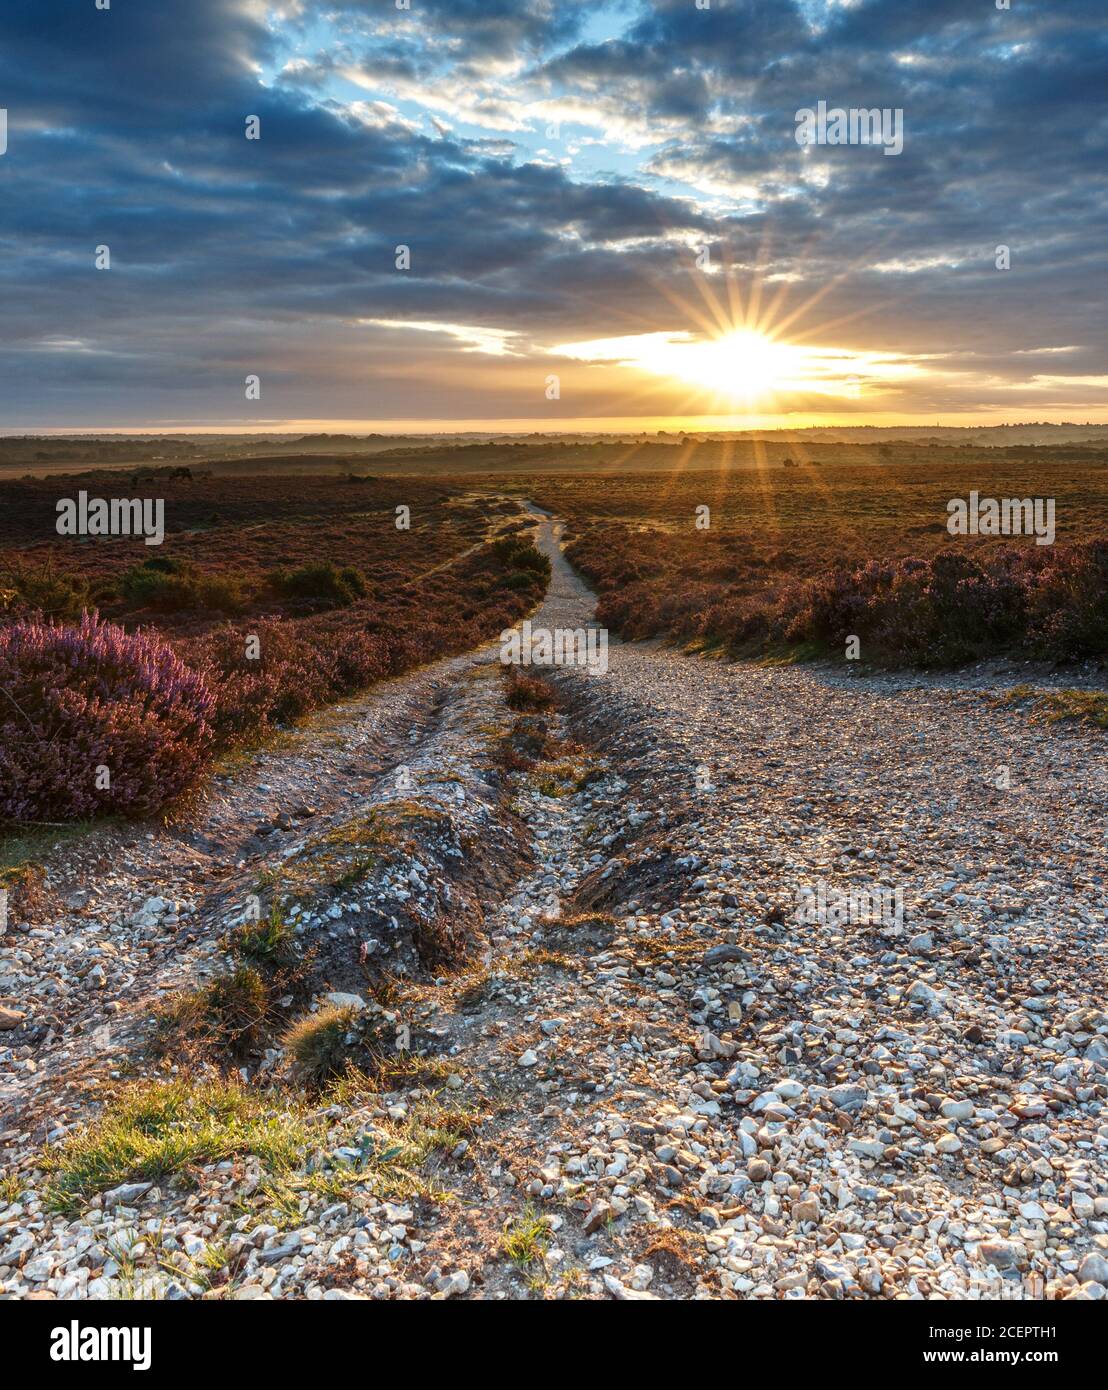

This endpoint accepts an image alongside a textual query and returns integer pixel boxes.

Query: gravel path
[1,510,1105,1301]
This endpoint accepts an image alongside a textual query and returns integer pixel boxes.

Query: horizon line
[6,412,1108,438]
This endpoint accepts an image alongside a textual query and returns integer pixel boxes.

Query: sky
[1,0,1106,432]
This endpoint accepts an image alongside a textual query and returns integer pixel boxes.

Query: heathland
[0,439,1105,1302]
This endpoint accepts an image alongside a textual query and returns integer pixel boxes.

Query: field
[0,469,549,820]
[1,446,1105,824]
[526,455,1108,666]
[0,470,520,631]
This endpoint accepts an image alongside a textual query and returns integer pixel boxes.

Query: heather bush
[592,539,1106,668]
[181,616,397,744]
[0,614,215,822]
[0,502,550,822]
[778,542,1107,665]
[182,619,336,743]
[505,670,557,711]
[1023,539,1108,659]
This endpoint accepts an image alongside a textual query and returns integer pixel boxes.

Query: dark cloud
[0,0,1105,424]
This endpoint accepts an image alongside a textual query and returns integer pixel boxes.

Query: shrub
[193,572,250,613]
[503,572,537,593]
[0,496,551,824]
[0,559,90,621]
[120,557,191,609]
[1023,538,1108,659]
[267,562,367,608]
[120,558,248,613]
[0,614,215,822]
[778,542,1107,666]
[586,537,1107,669]
[181,617,392,745]
[492,535,551,581]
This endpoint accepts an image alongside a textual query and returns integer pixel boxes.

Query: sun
[550,326,812,406]
[641,329,807,404]
[550,322,925,410]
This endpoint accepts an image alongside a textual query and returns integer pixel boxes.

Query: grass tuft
[228,902,297,969]
[42,1079,317,1212]
[154,965,270,1059]
[281,1005,361,1087]
[501,1204,552,1267]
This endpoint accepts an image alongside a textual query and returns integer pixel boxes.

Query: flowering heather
[179,540,547,745]
[776,541,1108,666]
[547,468,1107,670]
[0,530,548,824]
[0,471,552,822]
[0,614,215,822]
[588,541,1108,668]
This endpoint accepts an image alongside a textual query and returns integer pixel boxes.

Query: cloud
[1,0,1106,425]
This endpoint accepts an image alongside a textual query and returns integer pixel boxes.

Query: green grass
[754,639,825,667]
[1001,685,1108,729]
[395,1098,481,1167]
[501,1204,552,1267]
[42,1079,318,1212]
[250,1093,470,1222]
[228,901,297,968]
[331,854,378,891]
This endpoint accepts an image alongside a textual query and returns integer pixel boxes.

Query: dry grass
[154,966,271,1061]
